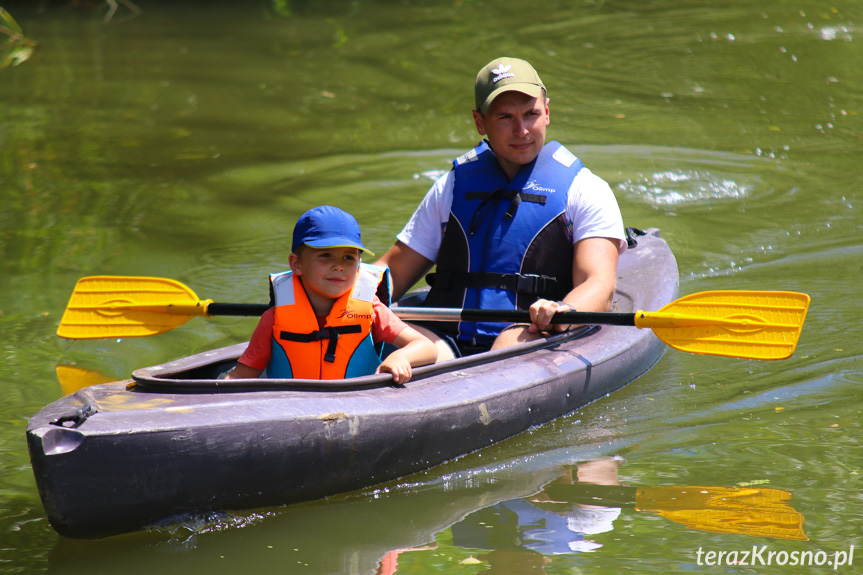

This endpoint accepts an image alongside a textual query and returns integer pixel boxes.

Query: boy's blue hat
[292,205,374,256]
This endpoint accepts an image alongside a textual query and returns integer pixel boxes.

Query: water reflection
[55,364,115,396]
[373,457,806,574]
[449,458,625,558]
[45,453,809,574]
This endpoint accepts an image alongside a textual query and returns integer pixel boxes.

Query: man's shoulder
[547,142,582,170]
[454,147,482,167]
[453,140,491,167]
[569,166,612,193]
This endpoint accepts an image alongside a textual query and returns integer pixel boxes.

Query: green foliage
[0,7,22,35]
[0,7,36,68]
[271,0,292,17]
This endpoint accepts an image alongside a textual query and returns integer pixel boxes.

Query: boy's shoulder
[357,263,392,306]
[371,296,404,326]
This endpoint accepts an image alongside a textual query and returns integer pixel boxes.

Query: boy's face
[289,246,361,309]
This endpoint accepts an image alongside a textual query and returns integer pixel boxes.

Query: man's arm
[526,236,620,333]
[374,240,435,301]
[569,236,620,311]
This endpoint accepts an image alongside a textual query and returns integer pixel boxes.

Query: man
[376,57,626,361]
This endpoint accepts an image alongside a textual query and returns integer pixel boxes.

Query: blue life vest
[425,140,584,345]
[268,263,391,379]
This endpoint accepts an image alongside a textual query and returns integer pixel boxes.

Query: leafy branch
[1,7,37,68]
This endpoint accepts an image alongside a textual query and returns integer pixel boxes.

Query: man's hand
[527,299,575,333]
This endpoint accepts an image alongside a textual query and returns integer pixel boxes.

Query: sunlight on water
[617,170,750,205]
[819,25,854,42]
[148,511,276,546]
[414,169,448,182]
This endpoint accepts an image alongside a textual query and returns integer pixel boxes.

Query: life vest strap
[425,271,568,300]
[467,188,548,235]
[464,190,547,204]
[279,324,363,363]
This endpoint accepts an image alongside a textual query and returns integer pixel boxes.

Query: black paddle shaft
[454,308,638,326]
[207,303,269,316]
[205,303,638,327]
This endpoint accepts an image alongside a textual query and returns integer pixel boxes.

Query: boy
[227,206,437,383]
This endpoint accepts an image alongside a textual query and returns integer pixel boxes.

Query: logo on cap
[492,64,514,83]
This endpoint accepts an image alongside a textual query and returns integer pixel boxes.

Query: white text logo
[695,545,854,570]
[524,180,555,193]
[492,64,514,83]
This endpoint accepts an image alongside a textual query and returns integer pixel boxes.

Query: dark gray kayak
[27,228,678,539]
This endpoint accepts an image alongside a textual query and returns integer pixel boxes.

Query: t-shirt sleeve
[237,307,275,370]
[395,170,454,262]
[566,167,628,253]
[371,296,407,344]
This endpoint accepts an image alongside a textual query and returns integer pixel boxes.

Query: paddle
[540,483,808,541]
[57,276,810,360]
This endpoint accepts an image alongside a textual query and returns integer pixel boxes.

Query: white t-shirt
[397,164,627,263]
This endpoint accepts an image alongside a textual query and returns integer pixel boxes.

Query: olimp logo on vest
[524,180,556,193]
[337,308,373,320]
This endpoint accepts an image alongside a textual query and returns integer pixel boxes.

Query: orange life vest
[267,264,389,379]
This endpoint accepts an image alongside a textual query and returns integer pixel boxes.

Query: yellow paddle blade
[636,485,807,541]
[57,276,211,339]
[635,290,810,360]
[55,365,115,395]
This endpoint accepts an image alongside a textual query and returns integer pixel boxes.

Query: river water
[1,0,861,573]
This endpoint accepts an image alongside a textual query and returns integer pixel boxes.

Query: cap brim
[303,240,375,257]
[481,83,544,113]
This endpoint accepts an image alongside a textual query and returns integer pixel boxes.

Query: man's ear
[289,252,302,275]
[472,110,487,136]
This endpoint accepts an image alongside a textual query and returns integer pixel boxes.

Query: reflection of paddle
[57,276,809,360]
[55,365,115,395]
[542,483,807,541]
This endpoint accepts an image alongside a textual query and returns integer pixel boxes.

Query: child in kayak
[227,205,436,383]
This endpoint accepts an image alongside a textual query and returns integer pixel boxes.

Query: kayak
[27,228,679,539]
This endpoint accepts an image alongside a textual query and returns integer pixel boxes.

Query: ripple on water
[617,169,750,205]
[818,24,854,42]
[147,510,276,547]
[584,145,776,208]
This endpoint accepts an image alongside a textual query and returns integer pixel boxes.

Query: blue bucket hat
[292,205,374,256]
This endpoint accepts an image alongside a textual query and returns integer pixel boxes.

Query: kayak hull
[27,228,678,538]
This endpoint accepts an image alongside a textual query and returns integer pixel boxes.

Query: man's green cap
[475,57,545,114]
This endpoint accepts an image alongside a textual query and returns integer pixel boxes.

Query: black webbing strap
[426,271,567,300]
[467,188,547,234]
[465,190,547,205]
[279,324,362,363]
[625,226,645,249]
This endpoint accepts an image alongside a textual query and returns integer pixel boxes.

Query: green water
[1,0,861,573]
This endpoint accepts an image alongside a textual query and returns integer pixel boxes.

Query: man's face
[473,90,550,180]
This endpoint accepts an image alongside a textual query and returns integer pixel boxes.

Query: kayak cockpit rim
[130,325,601,392]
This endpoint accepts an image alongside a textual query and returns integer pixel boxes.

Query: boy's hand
[376,352,413,384]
